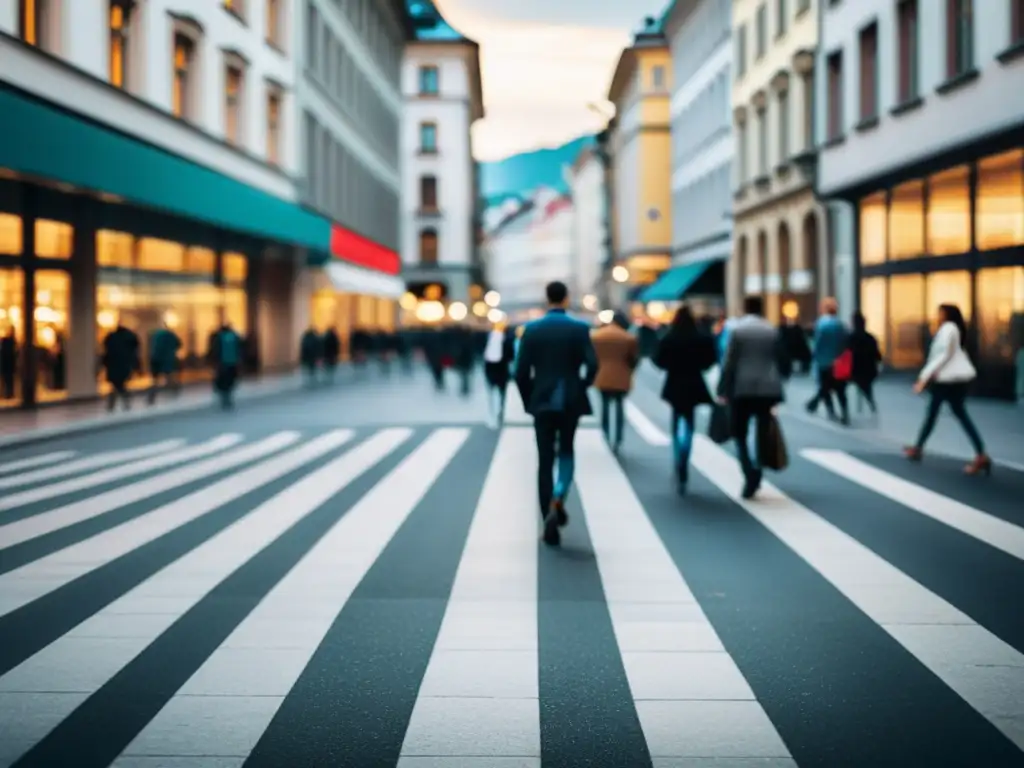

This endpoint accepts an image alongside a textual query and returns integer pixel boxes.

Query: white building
[664,0,733,281]
[399,0,484,312]
[0,0,344,405]
[567,145,605,304]
[816,0,1024,399]
[299,0,411,346]
[730,0,826,325]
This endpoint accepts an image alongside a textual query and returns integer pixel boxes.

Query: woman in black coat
[653,306,717,493]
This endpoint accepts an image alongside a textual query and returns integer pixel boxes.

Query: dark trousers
[599,390,625,447]
[731,397,775,479]
[807,365,848,420]
[107,378,131,411]
[148,369,180,404]
[915,382,985,454]
[852,377,877,412]
[533,411,580,516]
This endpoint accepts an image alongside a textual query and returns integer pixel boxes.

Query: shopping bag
[833,349,852,381]
[707,403,731,444]
[759,414,789,471]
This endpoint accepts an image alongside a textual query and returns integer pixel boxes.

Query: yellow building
[606,22,673,316]
[731,0,826,326]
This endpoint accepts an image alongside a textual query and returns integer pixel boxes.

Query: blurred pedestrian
[147,321,181,405]
[806,297,850,425]
[211,322,243,409]
[300,326,322,385]
[717,296,787,499]
[591,311,639,453]
[322,327,341,382]
[904,303,990,475]
[653,306,717,494]
[848,311,881,414]
[515,281,598,547]
[102,322,140,412]
[482,319,515,426]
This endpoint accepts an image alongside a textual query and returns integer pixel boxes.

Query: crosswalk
[1,423,1023,767]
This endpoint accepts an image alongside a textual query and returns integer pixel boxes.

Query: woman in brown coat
[591,312,640,452]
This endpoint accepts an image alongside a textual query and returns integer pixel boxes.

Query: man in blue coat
[515,281,598,547]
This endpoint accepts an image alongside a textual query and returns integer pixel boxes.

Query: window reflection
[222,252,248,335]
[0,268,25,407]
[137,238,185,271]
[0,214,21,255]
[859,192,886,264]
[976,149,1024,251]
[97,229,134,268]
[888,180,924,259]
[927,165,970,255]
[34,270,69,401]
[860,277,888,355]
[924,270,971,334]
[888,273,925,368]
[976,267,1024,362]
[35,219,73,259]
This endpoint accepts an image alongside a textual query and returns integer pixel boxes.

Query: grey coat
[717,315,786,402]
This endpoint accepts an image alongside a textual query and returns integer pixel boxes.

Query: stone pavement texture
[0,370,1023,766]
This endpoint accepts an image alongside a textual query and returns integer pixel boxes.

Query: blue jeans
[672,408,695,479]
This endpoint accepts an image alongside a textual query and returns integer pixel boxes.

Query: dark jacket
[514,309,598,417]
[654,329,716,412]
[102,326,140,383]
[849,329,882,382]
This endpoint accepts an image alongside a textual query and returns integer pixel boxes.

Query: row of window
[672,72,730,168]
[672,165,731,249]
[826,0,1024,141]
[305,3,400,166]
[303,111,400,251]
[858,150,1024,264]
[735,0,812,79]
[861,267,1024,369]
[671,0,730,96]
[305,0,401,88]
[219,0,287,48]
[736,74,813,185]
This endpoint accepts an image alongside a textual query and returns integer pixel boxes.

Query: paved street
[1,368,1023,767]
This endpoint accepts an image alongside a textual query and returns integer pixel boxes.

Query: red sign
[330,224,401,275]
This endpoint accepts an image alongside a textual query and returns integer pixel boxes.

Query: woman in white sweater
[903,303,991,475]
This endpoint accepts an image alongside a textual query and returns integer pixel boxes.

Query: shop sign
[330,225,400,275]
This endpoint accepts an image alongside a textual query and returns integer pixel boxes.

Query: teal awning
[0,85,330,250]
[640,261,712,302]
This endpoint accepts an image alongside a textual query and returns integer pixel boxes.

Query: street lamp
[484,290,500,308]
[612,265,629,283]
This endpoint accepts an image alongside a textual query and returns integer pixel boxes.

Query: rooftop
[406,0,473,42]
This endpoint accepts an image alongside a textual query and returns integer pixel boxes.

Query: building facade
[567,145,605,307]
[731,0,827,325]
[606,22,673,307]
[0,0,326,409]
[398,0,484,323]
[817,0,1024,398]
[649,0,732,315]
[298,0,410,351]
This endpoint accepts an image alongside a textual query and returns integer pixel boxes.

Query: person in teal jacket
[805,298,850,424]
[148,323,181,405]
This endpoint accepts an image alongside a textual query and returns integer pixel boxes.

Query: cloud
[435,0,666,159]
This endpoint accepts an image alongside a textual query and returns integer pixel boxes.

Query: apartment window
[420,175,438,209]
[858,22,879,121]
[776,0,787,38]
[108,1,131,89]
[305,3,318,70]
[756,4,767,58]
[419,122,437,153]
[266,89,282,164]
[826,51,843,140]
[896,0,919,102]
[945,0,974,78]
[1013,0,1024,44]
[172,34,195,119]
[757,111,768,175]
[419,229,438,264]
[225,66,243,144]
[18,0,47,47]
[737,122,749,183]
[419,66,439,95]
[652,65,666,89]
[801,72,814,148]
[223,0,244,19]
[266,0,281,47]
[735,25,747,78]
[777,90,789,161]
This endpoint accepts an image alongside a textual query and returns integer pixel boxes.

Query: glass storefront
[34,269,70,402]
[976,266,1024,364]
[887,274,926,369]
[860,276,887,355]
[309,290,395,360]
[0,268,24,408]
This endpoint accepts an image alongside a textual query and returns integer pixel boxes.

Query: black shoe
[542,524,561,546]
[741,469,762,499]
[548,498,568,527]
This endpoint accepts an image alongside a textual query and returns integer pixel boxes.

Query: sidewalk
[0,372,305,450]
[781,373,1024,467]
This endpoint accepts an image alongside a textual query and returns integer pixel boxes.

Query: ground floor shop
[852,139,1023,400]
[634,259,727,324]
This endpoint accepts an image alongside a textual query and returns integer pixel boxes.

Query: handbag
[759,415,789,471]
[833,349,852,381]
[707,403,731,444]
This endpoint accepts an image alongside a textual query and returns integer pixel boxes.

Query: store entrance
[0,267,24,407]
[0,267,69,407]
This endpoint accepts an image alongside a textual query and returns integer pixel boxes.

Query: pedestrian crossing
[0,424,1023,766]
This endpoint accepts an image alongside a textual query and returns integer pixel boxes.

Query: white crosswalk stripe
[0,422,1021,766]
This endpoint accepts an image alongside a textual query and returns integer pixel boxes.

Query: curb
[0,379,305,453]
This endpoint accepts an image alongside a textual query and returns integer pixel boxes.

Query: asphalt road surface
[0,368,1022,768]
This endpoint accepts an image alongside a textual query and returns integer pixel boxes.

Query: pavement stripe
[246,427,495,767]
[0,439,184,490]
[0,450,76,475]
[0,434,242,512]
[690,433,1024,760]
[801,448,1024,560]
[394,427,540,764]
[0,432,300,555]
[574,429,791,762]
[118,428,465,765]
[2,429,415,768]
[535,430,652,767]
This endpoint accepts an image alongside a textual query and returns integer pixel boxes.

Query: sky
[434,0,668,162]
